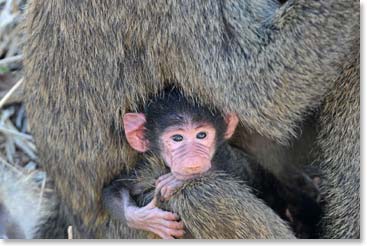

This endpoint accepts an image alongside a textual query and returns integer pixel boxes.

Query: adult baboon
[23,0,359,239]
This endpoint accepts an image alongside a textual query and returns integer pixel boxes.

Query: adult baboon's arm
[166,172,295,239]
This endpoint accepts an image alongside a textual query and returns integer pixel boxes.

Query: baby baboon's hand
[156,173,185,201]
[125,197,185,239]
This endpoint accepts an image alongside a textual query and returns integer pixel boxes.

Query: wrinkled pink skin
[122,113,238,239]
[160,122,217,179]
[155,122,217,203]
[122,190,185,239]
[155,173,185,201]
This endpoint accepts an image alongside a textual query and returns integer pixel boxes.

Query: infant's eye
[196,132,207,139]
[171,134,183,142]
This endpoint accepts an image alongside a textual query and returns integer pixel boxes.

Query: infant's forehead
[163,121,215,132]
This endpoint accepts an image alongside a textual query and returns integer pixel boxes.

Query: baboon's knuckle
[166,228,180,236]
[167,186,174,192]
[163,212,175,220]
[175,230,185,237]
[166,221,177,228]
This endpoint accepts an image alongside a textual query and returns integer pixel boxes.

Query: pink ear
[123,113,149,152]
[224,113,239,139]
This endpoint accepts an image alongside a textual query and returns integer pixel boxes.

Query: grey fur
[0,162,56,239]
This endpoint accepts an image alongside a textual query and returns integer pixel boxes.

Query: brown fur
[23,0,359,238]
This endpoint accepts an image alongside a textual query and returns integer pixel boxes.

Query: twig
[38,172,47,210]
[0,78,23,109]
[5,135,15,163]
[0,155,23,174]
[14,137,37,159]
[0,125,33,140]
[0,54,23,66]
[68,226,73,239]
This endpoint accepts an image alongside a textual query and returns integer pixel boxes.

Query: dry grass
[0,0,47,189]
[1,2,74,238]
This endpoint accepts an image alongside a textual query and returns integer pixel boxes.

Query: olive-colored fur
[23,0,359,238]
[114,155,295,239]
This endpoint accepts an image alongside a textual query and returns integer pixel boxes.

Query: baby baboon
[0,162,56,239]
[23,0,359,238]
[107,158,296,239]
[103,88,320,239]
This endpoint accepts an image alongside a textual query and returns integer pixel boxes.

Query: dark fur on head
[144,88,227,153]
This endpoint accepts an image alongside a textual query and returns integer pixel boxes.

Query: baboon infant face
[123,89,239,181]
[159,121,217,180]
[123,111,239,181]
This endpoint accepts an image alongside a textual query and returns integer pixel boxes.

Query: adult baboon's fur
[0,163,56,239]
[23,0,359,239]
[109,155,295,239]
[317,48,360,238]
[104,145,320,238]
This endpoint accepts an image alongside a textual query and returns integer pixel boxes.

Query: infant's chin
[172,172,201,181]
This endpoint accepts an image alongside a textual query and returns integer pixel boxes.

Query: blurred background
[0,0,46,193]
